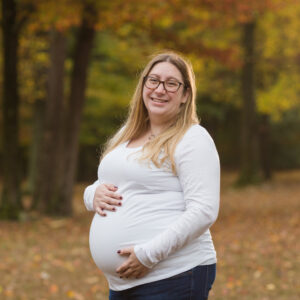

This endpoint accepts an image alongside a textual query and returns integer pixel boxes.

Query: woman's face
[142,62,188,123]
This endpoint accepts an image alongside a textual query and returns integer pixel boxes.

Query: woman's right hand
[93,183,123,216]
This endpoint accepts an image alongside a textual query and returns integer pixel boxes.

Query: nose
[155,82,166,93]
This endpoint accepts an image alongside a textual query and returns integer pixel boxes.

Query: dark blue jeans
[109,264,216,300]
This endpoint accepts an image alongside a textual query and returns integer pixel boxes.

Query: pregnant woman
[84,52,220,300]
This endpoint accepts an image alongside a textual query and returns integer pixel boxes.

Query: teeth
[152,98,168,103]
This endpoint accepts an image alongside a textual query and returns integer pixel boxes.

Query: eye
[166,81,179,87]
[148,78,159,84]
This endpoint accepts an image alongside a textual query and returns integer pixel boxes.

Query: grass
[0,170,299,299]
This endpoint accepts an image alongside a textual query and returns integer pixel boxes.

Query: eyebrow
[148,73,181,82]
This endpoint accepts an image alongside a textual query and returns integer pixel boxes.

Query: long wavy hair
[101,51,199,174]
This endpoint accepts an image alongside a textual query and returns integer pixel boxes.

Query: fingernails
[119,196,123,200]
[112,207,116,211]
[117,250,121,254]
[114,185,118,189]
[118,202,122,206]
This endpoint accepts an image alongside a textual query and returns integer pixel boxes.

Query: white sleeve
[134,126,220,268]
[83,179,100,211]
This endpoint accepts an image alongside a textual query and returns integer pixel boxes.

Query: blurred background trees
[1,0,299,219]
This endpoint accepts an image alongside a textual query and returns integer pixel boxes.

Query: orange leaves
[0,172,299,299]
[226,276,242,289]
[49,283,58,294]
[211,170,300,298]
[27,0,82,32]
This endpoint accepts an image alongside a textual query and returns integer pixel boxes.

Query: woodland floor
[0,170,299,300]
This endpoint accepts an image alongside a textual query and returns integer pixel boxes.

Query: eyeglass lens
[145,77,181,92]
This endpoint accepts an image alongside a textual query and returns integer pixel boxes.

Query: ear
[181,87,190,104]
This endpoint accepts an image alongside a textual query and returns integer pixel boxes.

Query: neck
[148,117,171,136]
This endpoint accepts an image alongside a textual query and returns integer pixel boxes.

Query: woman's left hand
[116,247,149,279]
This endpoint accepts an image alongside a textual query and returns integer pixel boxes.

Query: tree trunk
[237,21,261,185]
[28,98,45,209]
[34,29,67,215]
[57,5,97,215]
[0,0,22,219]
[27,31,48,209]
[259,114,272,180]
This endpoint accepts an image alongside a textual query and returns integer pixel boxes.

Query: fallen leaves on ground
[0,170,299,299]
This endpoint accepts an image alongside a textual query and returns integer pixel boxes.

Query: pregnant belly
[89,209,180,277]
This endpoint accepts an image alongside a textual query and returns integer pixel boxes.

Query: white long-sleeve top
[84,124,220,291]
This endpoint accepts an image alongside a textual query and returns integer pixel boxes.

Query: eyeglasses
[144,76,184,93]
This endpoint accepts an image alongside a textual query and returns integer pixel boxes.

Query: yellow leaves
[253,269,262,278]
[34,254,42,262]
[64,261,75,272]
[66,290,84,300]
[67,290,75,298]
[257,72,300,120]
[261,1,300,58]
[158,16,173,29]
[266,283,276,290]
[85,276,100,285]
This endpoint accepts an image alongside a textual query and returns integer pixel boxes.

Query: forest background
[0,0,299,299]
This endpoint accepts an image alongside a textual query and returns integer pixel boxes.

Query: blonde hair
[101,51,199,174]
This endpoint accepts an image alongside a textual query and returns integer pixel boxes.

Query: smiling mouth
[151,98,168,103]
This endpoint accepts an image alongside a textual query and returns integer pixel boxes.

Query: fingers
[116,248,149,279]
[118,266,147,279]
[135,270,146,279]
[117,265,136,278]
[102,191,122,206]
[95,188,122,202]
[102,183,122,200]
[99,202,118,212]
[95,203,118,216]
[95,195,122,209]
[94,183,123,216]
[120,268,135,278]
[116,262,128,274]
[104,192,123,202]
[95,207,106,217]
[133,269,147,279]
[104,183,118,191]
[117,248,132,256]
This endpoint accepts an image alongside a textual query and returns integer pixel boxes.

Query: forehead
[149,62,183,80]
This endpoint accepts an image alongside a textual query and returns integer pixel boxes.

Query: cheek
[142,90,150,111]
[174,95,184,108]
[142,87,149,99]
[142,90,147,104]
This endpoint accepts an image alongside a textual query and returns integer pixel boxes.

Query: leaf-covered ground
[0,171,299,300]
